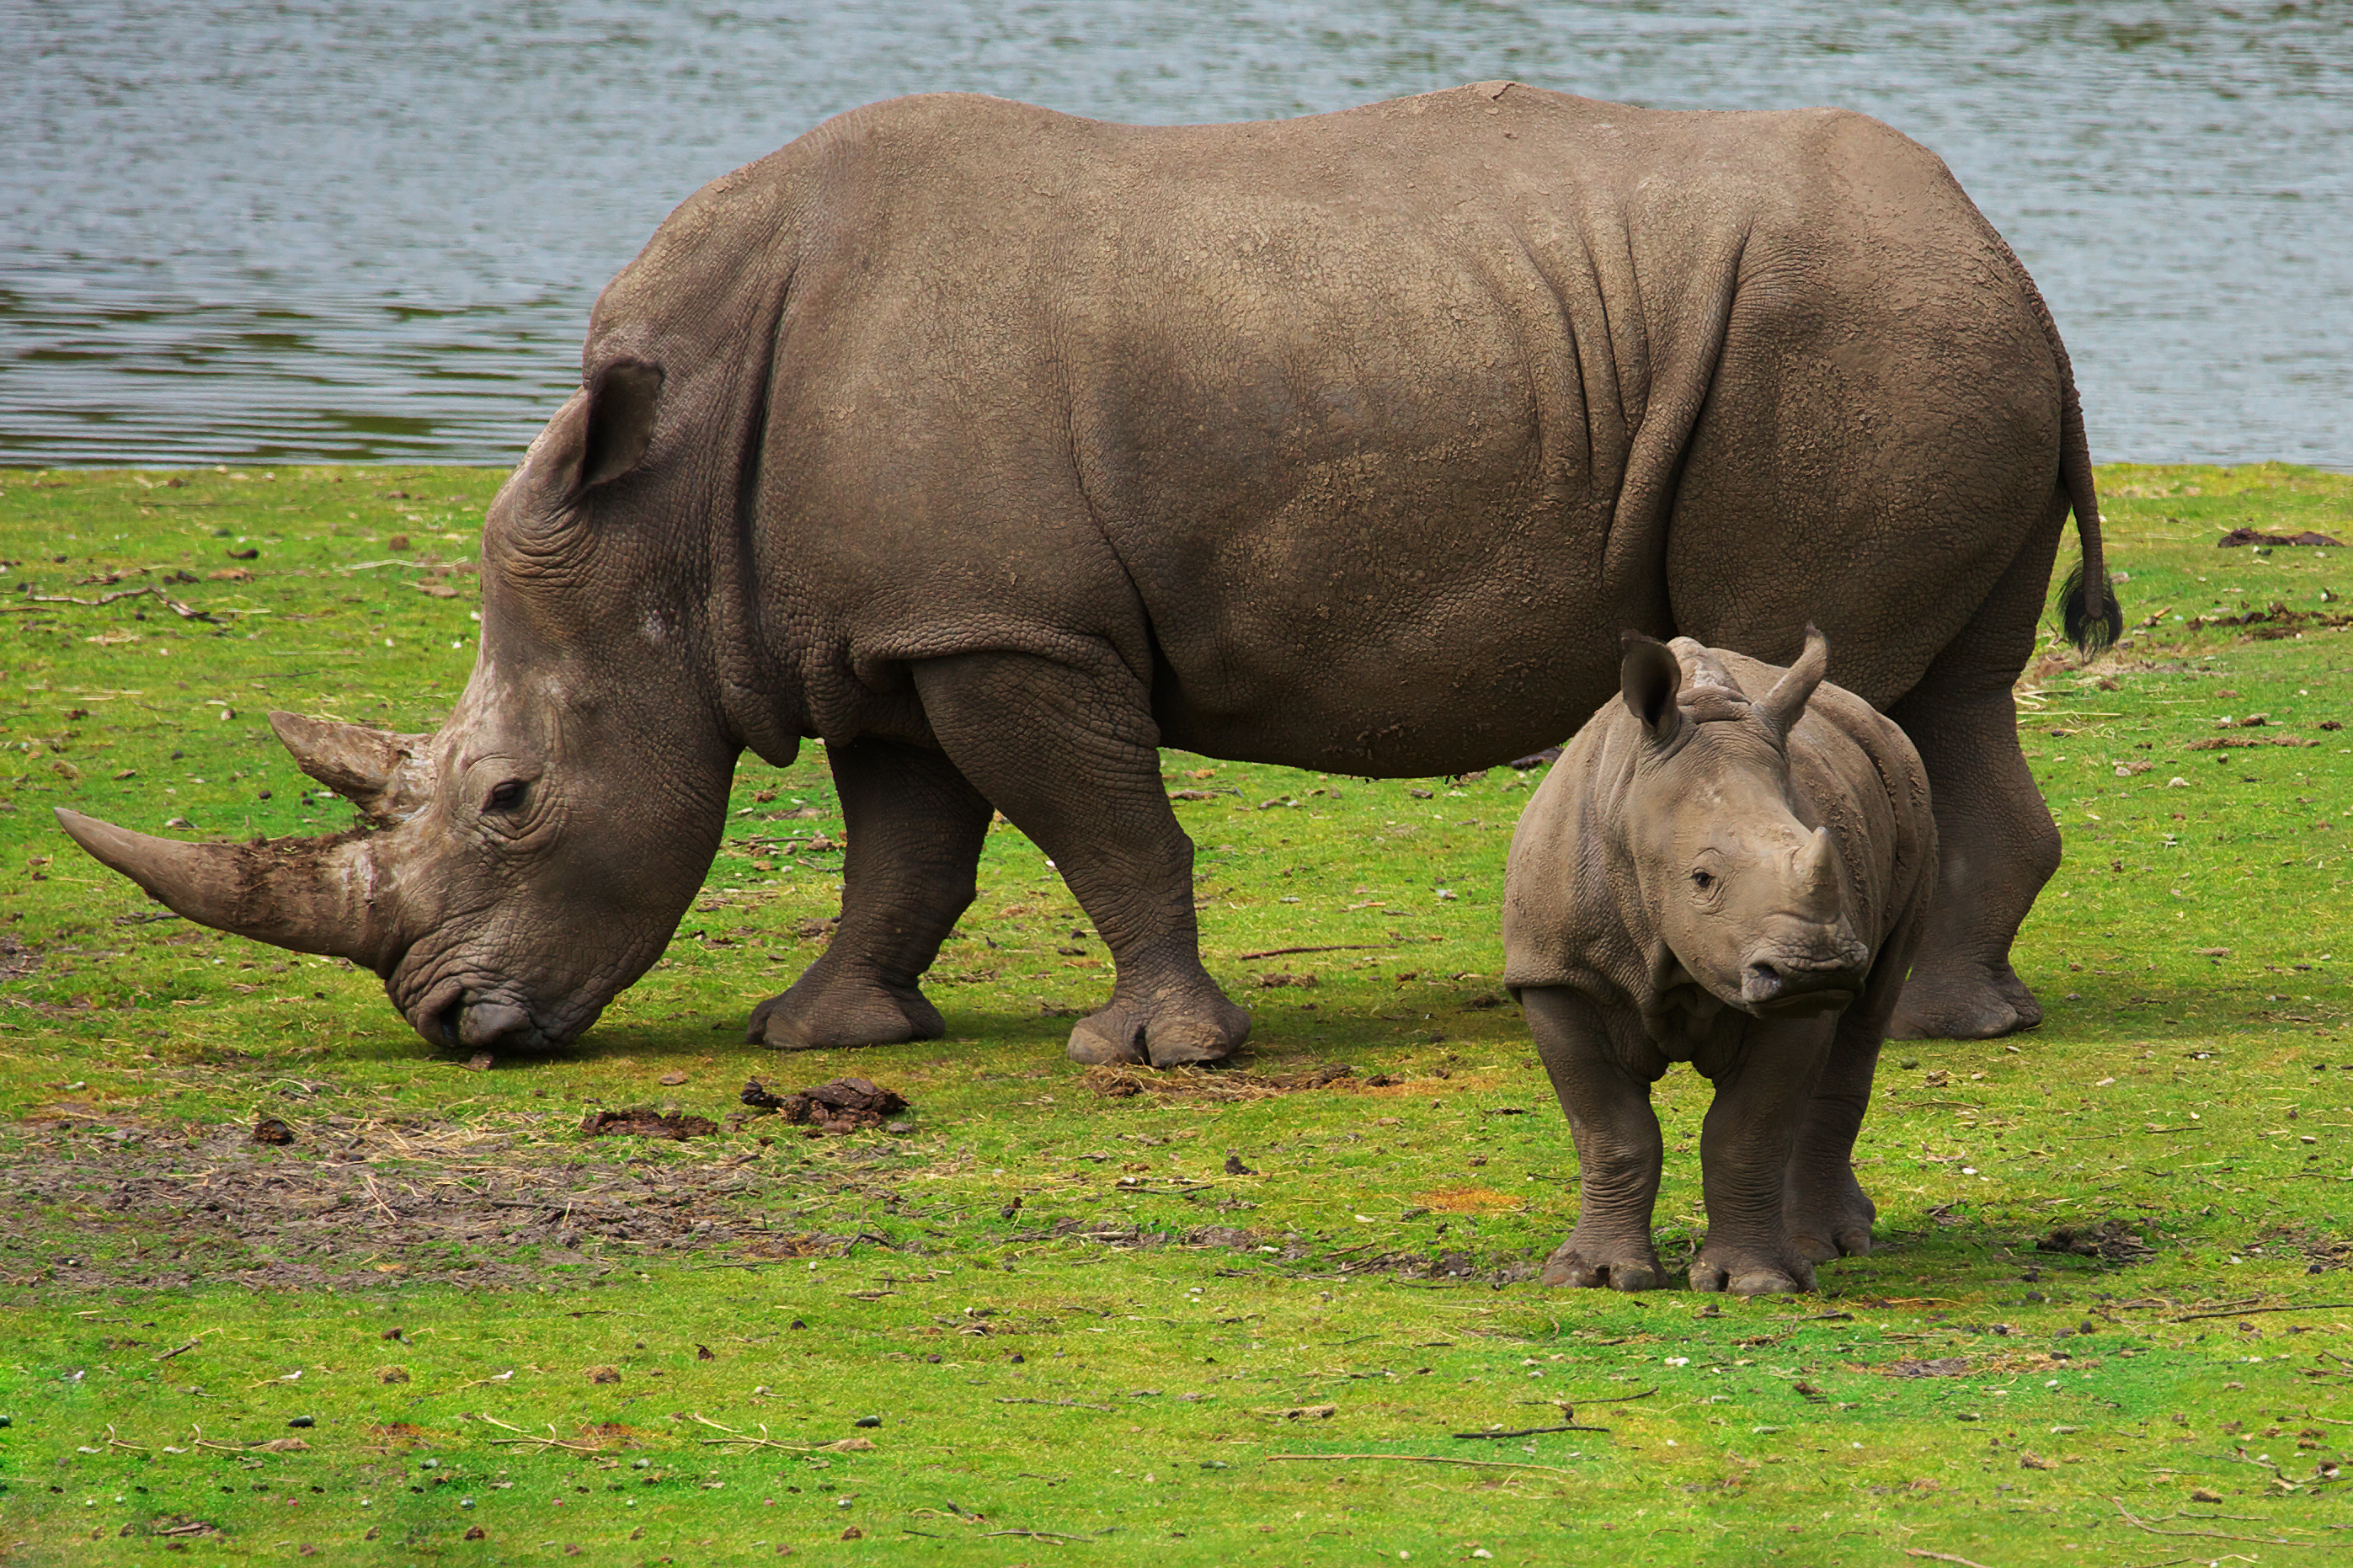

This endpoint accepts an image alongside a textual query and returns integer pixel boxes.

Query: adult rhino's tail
[1996,232,2122,655]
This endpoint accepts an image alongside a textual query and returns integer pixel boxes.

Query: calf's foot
[746,958,944,1051]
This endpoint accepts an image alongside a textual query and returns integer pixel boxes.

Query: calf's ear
[1619,632,1683,742]
[1758,624,1830,737]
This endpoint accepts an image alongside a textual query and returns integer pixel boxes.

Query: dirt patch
[739,1075,909,1133]
[2254,1225,2350,1272]
[1085,1062,1359,1101]
[1416,1185,1524,1214]
[0,933,41,984]
[579,1108,719,1140]
[2034,1219,2155,1265]
[2,1112,856,1293]
[1877,1352,2069,1379]
[2184,602,2353,639]
[2217,527,2345,547]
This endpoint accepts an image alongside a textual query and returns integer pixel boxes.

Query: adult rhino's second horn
[267,710,436,825]
[51,808,402,971]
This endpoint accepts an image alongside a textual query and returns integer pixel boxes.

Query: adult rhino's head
[1616,627,1871,1020]
[56,359,758,1052]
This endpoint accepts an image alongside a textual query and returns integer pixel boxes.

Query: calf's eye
[1690,868,1716,891]
[484,779,531,813]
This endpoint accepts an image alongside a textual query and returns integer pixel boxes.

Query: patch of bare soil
[1084,1062,1361,1101]
[0,932,42,983]
[1002,1214,1520,1284]
[2,1112,857,1293]
[2034,1219,2156,1265]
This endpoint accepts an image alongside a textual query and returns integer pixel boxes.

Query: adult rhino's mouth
[404,973,572,1053]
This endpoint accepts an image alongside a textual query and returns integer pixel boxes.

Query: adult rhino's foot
[1784,1179,1876,1264]
[745,959,945,1051]
[1689,1235,1818,1297]
[1539,1235,1667,1292]
[1888,960,2040,1041]
[1066,992,1251,1069]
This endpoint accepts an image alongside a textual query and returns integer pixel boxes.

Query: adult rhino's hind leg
[746,738,992,1050]
[913,649,1250,1068]
[1887,518,2067,1041]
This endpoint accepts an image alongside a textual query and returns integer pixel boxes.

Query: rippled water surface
[5,1,2347,468]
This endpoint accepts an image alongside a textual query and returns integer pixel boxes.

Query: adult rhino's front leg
[746,737,992,1050]
[914,650,1250,1068]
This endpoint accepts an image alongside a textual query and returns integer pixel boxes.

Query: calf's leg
[1691,1016,1836,1295]
[914,649,1250,1067]
[748,738,993,1049]
[1523,986,1669,1291]
[1780,1019,1881,1261]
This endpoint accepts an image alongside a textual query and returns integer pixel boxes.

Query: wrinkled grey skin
[56,84,2106,1063]
[1502,630,1936,1295]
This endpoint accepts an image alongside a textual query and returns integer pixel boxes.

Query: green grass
[3,461,2351,1565]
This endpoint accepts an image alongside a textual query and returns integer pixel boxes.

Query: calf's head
[1617,627,1870,1019]
[55,361,744,1052]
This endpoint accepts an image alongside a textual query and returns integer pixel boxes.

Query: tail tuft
[2057,557,2123,656]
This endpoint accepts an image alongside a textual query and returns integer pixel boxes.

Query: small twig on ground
[2111,1498,2315,1544]
[476,1413,604,1454]
[983,1528,1096,1541]
[1902,1550,1998,1568]
[2169,1302,2353,1324]
[1452,1423,1609,1440]
[152,1330,216,1363]
[1268,1453,1580,1479]
[1233,943,1390,960]
[997,1397,1114,1412]
[689,1413,808,1453]
[23,584,217,621]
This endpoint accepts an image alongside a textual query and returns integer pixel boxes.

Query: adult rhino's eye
[484,778,531,813]
[1690,868,1716,892]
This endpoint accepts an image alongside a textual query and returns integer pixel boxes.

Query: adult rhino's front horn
[49,707,428,972]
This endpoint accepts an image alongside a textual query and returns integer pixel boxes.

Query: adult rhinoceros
[58,83,2116,1064]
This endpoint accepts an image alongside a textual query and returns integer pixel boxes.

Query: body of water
[4,1,2347,469]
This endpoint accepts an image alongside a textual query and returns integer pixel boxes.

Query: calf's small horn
[53,808,398,970]
[1759,625,1830,736]
[1796,825,1843,916]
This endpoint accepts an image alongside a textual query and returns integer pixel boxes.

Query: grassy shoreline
[3,461,2351,1564]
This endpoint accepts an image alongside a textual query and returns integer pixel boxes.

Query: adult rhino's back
[599,85,2063,776]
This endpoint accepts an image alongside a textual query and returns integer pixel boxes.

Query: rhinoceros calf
[57,84,2104,1064]
[1503,629,1934,1295]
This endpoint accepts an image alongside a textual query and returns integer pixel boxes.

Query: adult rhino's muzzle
[407,974,556,1053]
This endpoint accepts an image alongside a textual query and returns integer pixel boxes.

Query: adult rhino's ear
[1758,625,1830,737]
[1619,631,1683,743]
[569,359,664,493]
